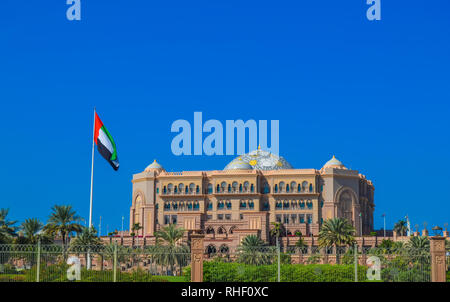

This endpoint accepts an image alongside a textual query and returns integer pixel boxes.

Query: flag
[94,112,119,170]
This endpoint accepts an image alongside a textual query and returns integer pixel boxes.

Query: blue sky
[1,1,449,235]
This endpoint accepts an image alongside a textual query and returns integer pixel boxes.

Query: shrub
[183,262,367,282]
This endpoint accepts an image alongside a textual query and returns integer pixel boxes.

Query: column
[190,233,205,282]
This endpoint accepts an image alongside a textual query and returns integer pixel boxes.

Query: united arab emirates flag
[94,112,119,170]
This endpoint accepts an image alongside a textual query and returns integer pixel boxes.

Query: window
[217,201,224,210]
[207,215,212,220]
[163,186,167,194]
[207,202,213,210]
[225,214,231,220]
[279,182,285,192]
[226,201,232,210]
[218,214,224,220]
[239,184,243,192]
[274,184,278,193]
[228,184,231,193]
[307,214,312,224]
[156,187,159,194]
[185,186,189,194]
[240,201,247,209]
[283,214,289,224]
[172,203,178,210]
[232,181,238,192]
[299,214,305,223]
[240,214,243,220]
[297,184,301,192]
[263,183,270,194]
[299,202,305,209]
[164,215,170,225]
[275,202,282,209]
[276,214,282,223]
[249,201,254,209]
[291,214,297,224]
[309,184,313,192]
[263,202,269,210]
[194,202,199,210]
[171,215,178,224]
[307,201,313,209]
[320,184,324,192]
[196,185,200,194]
[250,184,254,193]
[207,184,213,194]
[283,201,290,209]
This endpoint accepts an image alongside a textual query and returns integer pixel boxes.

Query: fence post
[354,243,358,282]
[36,239,41,282]
[113,242,117,282]
[277,243,281,282]
[190,233,204,282]
[430,236,446,282]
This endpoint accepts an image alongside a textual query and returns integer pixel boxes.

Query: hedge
[183,262,367,282]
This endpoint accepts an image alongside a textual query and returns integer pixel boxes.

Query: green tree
[43,205,83,246]
[131,223,143,246]
[318,218,356,264]
[150,224,189,275]
[236,235,275,265]
[0,208,18,244]
[20,218,52,244]
[394,219,408,236]
[269,222,285,246]
[70,226,103,267]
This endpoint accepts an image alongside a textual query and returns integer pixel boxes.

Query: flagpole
[87,107,96,269]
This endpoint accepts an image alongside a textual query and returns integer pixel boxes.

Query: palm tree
[394,219,408,236]
[404,236,430,266]
[318,218,355,264]
[107,230,118,244]
[0,208,18,244]
[131,223,143,246]
[20,218,52,244]
[43,205,83,246]
[70,226,103,267]
[236,235,274,265]
[269,222,285,247]
[150,224,189,275]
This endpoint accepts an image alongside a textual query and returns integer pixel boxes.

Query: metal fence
[201,245,433,282]
[0,243,440,282]
[0,244,190,282]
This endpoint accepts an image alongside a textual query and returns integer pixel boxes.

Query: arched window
[189,183,195,193]
[274,184,278,193]
[232,181,238,192]
[279,181,285,192]
[167,183,173,194]
[221,182,227,193]
[206,226,215,235]
[297,184,301,192]
[250,184,254,193]
[219,244,229,254]
[185,186,189,194]
[243,181,249,192]
[218,226,227,235]
[207,184,213,194]
[286,184,290,192]
[290,181,297,192]
[302,181,308,192]
[216,184,220,193]
[309,183,313,192]
[196,185,200,194]
[178,183,184,194]
[206,245,217,256]
[263,183,270,194]
[249,200,254,209]
[174,186,178,193]
[239,184,243,192]
[228,184,231,193]
[226,201,232,209]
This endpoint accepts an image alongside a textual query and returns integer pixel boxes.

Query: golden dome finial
[258,144,261,150]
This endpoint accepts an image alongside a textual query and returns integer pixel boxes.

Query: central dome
[224,147,293,171]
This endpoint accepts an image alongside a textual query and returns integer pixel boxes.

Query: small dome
[223,158,253,170]
[323,155,346,169]
[145,159,164,172]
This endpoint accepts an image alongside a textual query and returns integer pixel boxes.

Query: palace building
[129,148,375,251]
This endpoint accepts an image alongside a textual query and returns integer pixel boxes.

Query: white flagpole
[87,107,96,269]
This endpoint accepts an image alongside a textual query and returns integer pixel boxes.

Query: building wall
[129,165,374,250]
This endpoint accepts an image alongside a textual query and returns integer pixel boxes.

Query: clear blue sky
[1,1,449,235]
